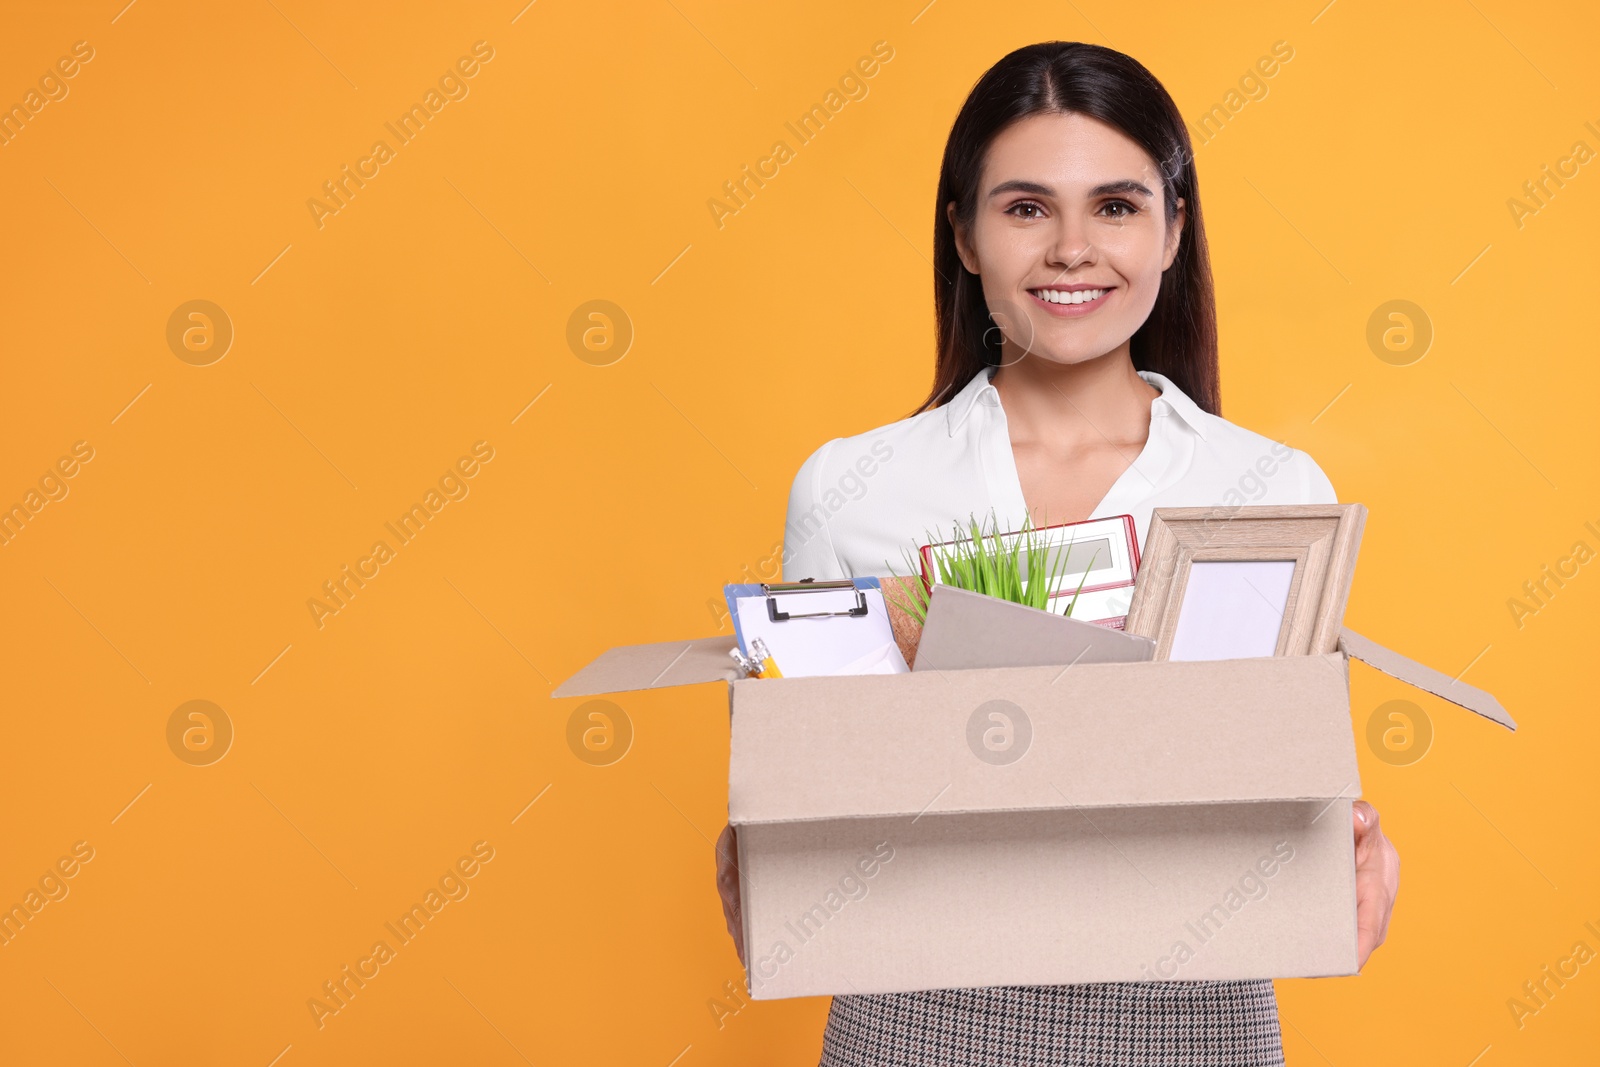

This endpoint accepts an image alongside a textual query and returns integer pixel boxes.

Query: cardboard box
[552,583,1515,999]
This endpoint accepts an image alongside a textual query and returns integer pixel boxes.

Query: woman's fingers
[1352,800,1400,970]
[715,822,745,966]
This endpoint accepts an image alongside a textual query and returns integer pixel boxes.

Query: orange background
[2,1,1596,1063]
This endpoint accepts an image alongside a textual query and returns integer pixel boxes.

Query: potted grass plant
[882,509,1102,626]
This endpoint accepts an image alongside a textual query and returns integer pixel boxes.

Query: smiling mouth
[1028,287,1113,306]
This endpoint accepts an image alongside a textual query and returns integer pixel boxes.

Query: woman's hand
[715,822,746,967]
[1352,799,1400,969]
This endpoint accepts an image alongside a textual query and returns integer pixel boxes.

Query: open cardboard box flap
[1335,628,1514,730]
[552,633,742,697]
[551,586,1515,734]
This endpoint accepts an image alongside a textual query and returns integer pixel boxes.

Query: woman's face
[949,111,1186,368]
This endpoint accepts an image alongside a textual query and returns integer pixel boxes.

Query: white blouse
[783,365,1337,581]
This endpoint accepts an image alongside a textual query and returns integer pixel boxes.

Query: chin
[1013,342,1115,368]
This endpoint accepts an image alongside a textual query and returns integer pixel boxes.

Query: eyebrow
[986,178,1155,200]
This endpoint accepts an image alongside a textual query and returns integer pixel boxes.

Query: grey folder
[912,584,1155,672]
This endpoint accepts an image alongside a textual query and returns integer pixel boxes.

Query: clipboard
[723,578,910,678]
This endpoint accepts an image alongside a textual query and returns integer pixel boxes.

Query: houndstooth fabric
[818,980,1284,1066]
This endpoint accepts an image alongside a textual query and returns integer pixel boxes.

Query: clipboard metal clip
[763,579,869,622]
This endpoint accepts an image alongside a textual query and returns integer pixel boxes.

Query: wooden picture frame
[1124,504,1367,661]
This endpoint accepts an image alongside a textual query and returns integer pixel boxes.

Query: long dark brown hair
[914,41,1220,417]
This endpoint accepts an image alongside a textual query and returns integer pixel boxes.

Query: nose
[1045,213,1095,271]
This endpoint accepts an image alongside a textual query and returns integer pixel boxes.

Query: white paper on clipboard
[733,586,909,678]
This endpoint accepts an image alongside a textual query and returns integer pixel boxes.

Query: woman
[715,41,1399,1065]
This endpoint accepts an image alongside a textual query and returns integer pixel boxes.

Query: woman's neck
[989,344,1161,452]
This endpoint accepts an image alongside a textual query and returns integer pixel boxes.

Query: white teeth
[1032,288,1106,305]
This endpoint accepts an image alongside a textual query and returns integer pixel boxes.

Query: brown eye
[1006,201,1045,219]
[1102,199,1138,219]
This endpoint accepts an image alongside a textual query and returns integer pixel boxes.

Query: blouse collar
[944,363,1210,441]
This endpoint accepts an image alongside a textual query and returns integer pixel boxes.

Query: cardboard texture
[912,585,1155,672]
[553,573,1515,999]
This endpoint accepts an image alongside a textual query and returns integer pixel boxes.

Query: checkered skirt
[818,980,1284,1066]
